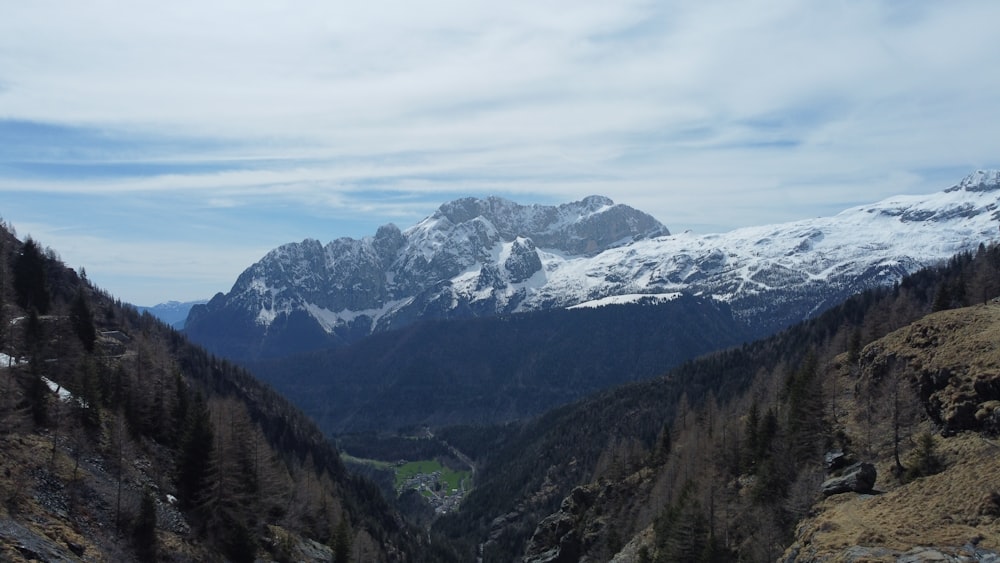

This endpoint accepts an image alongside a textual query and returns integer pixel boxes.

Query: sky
[1,1,998,306]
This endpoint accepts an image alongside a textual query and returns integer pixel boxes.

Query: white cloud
[1,0,999,302]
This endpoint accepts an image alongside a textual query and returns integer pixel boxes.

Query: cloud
[1,0,999,302]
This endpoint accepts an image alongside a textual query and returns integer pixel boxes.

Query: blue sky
[1,0,998,305]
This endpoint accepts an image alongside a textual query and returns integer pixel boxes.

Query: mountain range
[136,299,207,329]
[6,171,1000,562]
[186,170,1000,361]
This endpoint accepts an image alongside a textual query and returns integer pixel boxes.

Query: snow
[0,353,23,367]
[303,298,416,333]
[42,377,73,402]
[568,293,681,309]
[233,170,1000,333]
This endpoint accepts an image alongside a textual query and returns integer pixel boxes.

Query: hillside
[0,224,455,561]
[248,293,750,434]
[430,242,1000,562]
[783,304,1000,561]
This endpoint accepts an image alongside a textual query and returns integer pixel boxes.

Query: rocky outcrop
[820,462,876,496]
[521,469,658,563]
[859,306,1000,435]
[782,542,1000,562]
[522,486,597,563]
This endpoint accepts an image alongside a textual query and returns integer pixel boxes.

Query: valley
[4,170,1000,561]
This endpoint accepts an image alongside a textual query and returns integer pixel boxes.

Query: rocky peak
[946,169,1000,193]
[413,195,669,255]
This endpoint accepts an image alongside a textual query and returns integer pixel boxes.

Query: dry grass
[791,303,1000,559]
[0,432,108,562]
[797,432,1000,558]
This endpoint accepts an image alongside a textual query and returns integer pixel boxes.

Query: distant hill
[136,299,207,329]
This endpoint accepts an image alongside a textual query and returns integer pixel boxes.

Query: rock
[821,462,876,496]
[67,540,86,556]
[897,547,955,562]
[824,450,854,473]
[522,485,599,563]
[979,491,1000,517]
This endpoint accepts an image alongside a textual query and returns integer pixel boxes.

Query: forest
[431,242,1000,561]
[0,222,459,561]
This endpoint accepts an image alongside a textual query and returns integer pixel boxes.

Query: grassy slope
[788,304,1000,559]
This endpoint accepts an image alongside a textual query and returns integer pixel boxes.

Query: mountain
[247,294,751,434]
[136,299,207,329]
[430,240,1000,562]
[184,195,667,360]
[186,171,1000,362]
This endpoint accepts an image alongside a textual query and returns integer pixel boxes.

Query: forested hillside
[249,295,750,434]
[0,222,457,561]
[433,242,1000,562]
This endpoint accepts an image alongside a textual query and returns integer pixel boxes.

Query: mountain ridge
[186,171,1000,361]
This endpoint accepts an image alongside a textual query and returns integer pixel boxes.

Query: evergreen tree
[13,238,50,314]
[176,392,214,510]
[27,371,49,427]
[743,402,760,470]
[785,352,825,462]
[904,431,943,481]
[134,487,158,562]
[70,288,97,353]
[333,517,352,563]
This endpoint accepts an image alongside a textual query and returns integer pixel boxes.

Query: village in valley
[395,459,470,515]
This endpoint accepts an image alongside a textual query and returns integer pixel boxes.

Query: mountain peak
[413,194,668,254]
[185,173,1000,361]
[947,169,1000,193]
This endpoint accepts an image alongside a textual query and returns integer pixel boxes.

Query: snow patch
[0,353,23,367]
[304,298,416,334]
[568,293,681,309]
[42,377,74,402]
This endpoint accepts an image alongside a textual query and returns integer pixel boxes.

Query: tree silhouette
[70,288,97,353]
[13,238,50,314]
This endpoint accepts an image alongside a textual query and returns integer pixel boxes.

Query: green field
[394,459,471,493]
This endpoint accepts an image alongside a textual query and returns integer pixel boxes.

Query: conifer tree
[333,516,353,563]
[13,238,50,314]
[176,392,214,510]
[134,487,158,562]
[70,288,97,353]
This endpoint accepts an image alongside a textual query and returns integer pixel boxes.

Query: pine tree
[134,487,158,562]
[13,238,50,314]
[904,431,942,481]
[785,352,825,462]
[176,392,214,510]
[332,516,353,563]
[743,402,760,471]
[70,288,97,353]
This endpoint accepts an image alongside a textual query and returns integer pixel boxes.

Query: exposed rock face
[522,486,597,563]
[782,543,1000,562]
[859,305,1000,435]
[824,450,854,473]
[185,195,669,360]
[820,462,877,496]
[186,171,1000,361]
[520,469,659,563]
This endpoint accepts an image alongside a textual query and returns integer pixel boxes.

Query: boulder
[821,462,876,496]
[824,450,854,473]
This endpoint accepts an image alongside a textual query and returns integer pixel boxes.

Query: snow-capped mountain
[185,171,1000,360]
